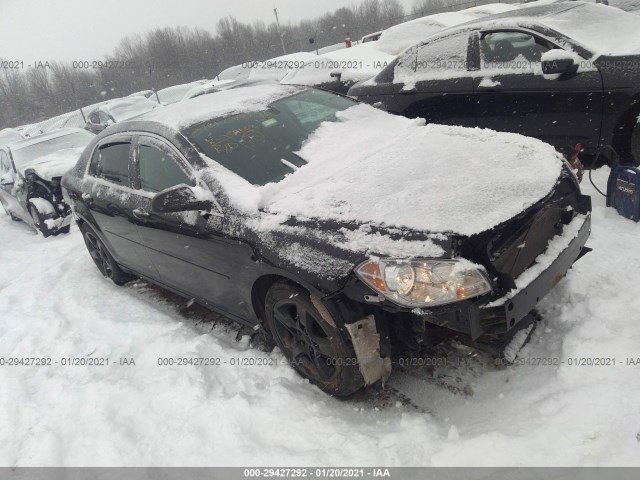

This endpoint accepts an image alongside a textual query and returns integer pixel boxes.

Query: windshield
[186,89,358,186]
[12,131,94,169]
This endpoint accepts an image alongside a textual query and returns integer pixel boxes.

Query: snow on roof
[140,84,304,129]
[461,3,520,18]
[539,2,640,55]
[373,12,475,55]
[281,44,394,86]
[153,80,210,105]
[214,104,563,236]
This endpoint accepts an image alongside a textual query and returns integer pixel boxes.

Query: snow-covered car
[460,3,520,18]
[127,89,155,99]
[0,128,94,237]
[84,97,160,134]
[149,80,210,106]
[0,128,24,145]
[349,1,640,166]
[360,31,383,43]
[281,44,395,94]
[62,85,591,396]
[372,11,475,56]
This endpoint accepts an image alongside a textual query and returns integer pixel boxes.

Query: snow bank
[1,168,639,466]
[252,104,563,236]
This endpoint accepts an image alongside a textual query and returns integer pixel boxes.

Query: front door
[471,29,604,155]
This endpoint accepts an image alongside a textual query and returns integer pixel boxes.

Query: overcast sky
[0,0,416,62]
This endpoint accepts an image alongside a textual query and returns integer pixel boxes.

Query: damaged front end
[328,171,591,385]
[24,168,72,233]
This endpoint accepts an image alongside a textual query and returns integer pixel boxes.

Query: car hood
[19,147,86,180]
[245,104,564,238]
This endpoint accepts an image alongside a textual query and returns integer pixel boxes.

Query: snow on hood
[249,105,563,237]
[19,147,85,180]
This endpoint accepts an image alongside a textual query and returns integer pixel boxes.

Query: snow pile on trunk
[257,104,563,236]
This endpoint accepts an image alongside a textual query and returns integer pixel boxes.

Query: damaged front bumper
[413,213,591,340]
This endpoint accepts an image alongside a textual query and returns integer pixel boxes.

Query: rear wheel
[265,281,364,396]
[81,223,133,286]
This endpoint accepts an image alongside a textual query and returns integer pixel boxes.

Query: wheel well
[251,274,291,323]
[612,103,640,162]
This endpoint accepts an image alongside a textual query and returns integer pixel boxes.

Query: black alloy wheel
[265,281,364,396]
[81,223,132,286]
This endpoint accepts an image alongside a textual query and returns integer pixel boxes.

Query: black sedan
[1,128,94,236]
[62,85,591,396]
[348,2,640,166]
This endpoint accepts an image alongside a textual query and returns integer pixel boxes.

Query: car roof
[135,83,306,131]
[5,128,90,151]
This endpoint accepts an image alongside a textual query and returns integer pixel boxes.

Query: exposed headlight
[355,258,492,308]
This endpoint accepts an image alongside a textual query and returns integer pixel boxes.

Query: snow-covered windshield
[543,3,640,55]
[12,131,94,170]
[186,89,357,186]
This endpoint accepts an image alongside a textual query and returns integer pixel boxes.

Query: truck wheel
[265,281,364,396]
[631,123,640,166]
[81,223,133,286]
[28,204,53,237]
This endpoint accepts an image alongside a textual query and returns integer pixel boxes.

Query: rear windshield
[185,89,357,186]
[12,131,94,169]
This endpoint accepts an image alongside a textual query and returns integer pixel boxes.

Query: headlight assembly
[355,258,492,308]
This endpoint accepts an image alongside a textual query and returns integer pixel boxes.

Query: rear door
[471,29,604,154]
[130,135,239,310]
[85,137,160,279]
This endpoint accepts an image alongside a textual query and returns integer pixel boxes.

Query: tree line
[0,0,511,130]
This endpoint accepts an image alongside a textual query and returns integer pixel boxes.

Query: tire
[631,123,640,167]
[80,223,133,286]
[1,201,21,221]
[265,281,365,396]
[28,204,53,238]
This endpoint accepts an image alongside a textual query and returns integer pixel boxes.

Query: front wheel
[81,223,133,286]
[265,281,364,396]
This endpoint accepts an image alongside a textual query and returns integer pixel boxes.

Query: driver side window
[137,143,194,193]
[480,31,553,72]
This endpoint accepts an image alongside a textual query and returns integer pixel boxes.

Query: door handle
[132,208,150,219]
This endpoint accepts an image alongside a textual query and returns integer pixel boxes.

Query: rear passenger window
[89,142,130,185]
[395,34,469,84]
[138,145,193,193]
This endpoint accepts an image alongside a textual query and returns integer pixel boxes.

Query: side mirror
[151,184,214,213]
[541,50,578,76]
[0,172,14,186]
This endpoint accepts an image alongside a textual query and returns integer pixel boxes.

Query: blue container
[607,166,640,222]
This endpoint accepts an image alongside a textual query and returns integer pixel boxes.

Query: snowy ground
[0,168,639,466]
